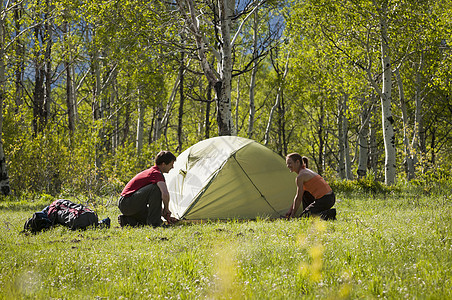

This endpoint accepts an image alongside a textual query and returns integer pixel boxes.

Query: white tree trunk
[44,6,52,123]
[177,53,185,151]
[0,6,11,195]
[379,9,396,185]
[368,102,379,175]
[136,94,144,156]
[412,54,424,167]
[235,76,240,132]
[205,82,212,138]
[415,87,425,155]
[366,3,396,185]
[14,4,24,111]
[343,94,352,180]
[317,100,325,175]
[93,48,102,120]
[110,72,118,150]
[66,60,75,132]
[177,0,239,136]
[159,74,180,140]
[71,64,78,124]
[178,0,265,136]
[64,22,75,133]
[395,68,415,180]
[216,0,234,136]
[92,44,103,171]
[323,114,329,174]
[337,100,345,179]
[357,97,370,179]
[248,10,258,139]
[153,104,164,142]
[264,87,280,147]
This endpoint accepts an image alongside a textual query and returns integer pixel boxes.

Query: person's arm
[156,181,170,215]
[287,176,304,218]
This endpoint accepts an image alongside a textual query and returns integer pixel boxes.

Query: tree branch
[230,0,265,48]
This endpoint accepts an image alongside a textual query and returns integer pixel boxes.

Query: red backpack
[47,199,98,230]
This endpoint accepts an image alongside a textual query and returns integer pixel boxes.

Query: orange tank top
[303,175,332,199]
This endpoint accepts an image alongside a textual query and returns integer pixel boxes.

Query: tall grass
[0,193,451,299]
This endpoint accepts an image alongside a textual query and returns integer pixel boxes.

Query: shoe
[326,208,336,220]
[118,215,140,227]
[320,208,336,221]
[329,208,337,220]
[98,217,111,229]
[118,215,126,227]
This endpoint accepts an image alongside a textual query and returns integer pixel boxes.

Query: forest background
[0,0,451,200]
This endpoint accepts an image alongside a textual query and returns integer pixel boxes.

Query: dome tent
[165,136,296,220]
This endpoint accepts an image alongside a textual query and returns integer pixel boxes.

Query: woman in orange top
[285,153,336,220]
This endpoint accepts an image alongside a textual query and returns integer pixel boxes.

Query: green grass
[0,193,451,299]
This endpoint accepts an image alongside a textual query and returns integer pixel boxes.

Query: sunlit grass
[0,193,451,299]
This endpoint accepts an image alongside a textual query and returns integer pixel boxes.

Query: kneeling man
[118,151,177,227]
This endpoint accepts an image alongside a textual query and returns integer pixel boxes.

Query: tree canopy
[0,0,450,196]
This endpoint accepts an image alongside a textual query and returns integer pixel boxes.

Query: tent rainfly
[165,136,297,220]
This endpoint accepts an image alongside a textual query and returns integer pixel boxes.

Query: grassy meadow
[0,192,451,299]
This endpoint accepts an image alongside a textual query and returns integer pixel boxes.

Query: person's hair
[302,156,309,168]
[286,153,307,168]
[155,151,176,165]
[287,152,302,163]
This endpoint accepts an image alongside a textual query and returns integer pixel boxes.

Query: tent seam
[232,153,283,217]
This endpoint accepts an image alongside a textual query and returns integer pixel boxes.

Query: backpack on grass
[23,211,53,233]
[47,199,99,230]
[23,199,110,234]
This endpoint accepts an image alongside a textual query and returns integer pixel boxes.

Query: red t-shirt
[121,166,165,197]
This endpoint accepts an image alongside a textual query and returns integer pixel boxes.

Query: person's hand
[162,207,170,216]
[162,208,170,219]
[285,207,293,219]
[167,216,179,224]
[162,209,178,224]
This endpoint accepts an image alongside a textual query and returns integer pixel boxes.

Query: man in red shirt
[118,151,177,227]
